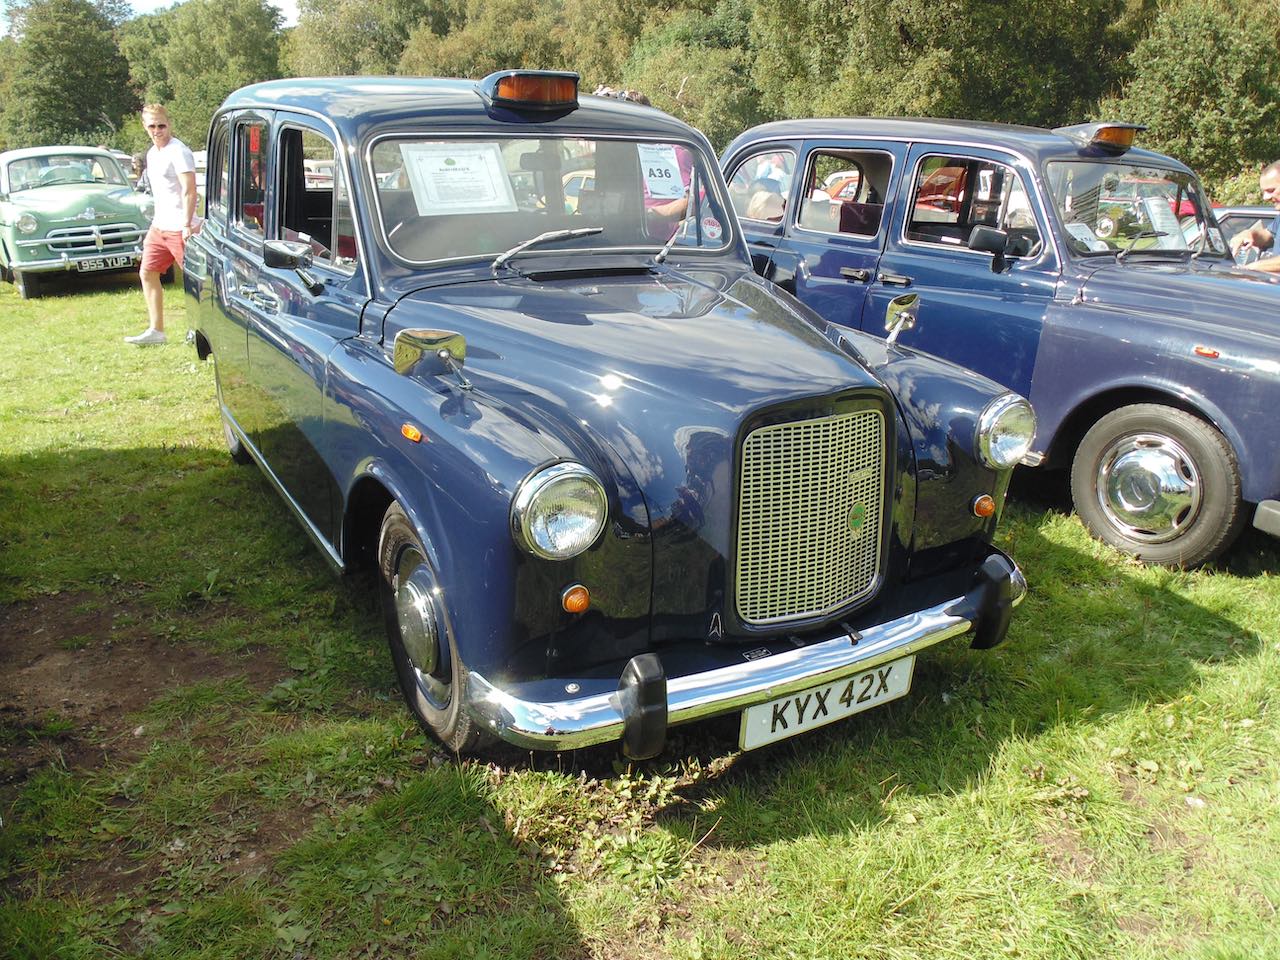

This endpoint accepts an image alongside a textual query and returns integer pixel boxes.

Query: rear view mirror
[263,238,314,269]
[884,293,919,344]
[394,328,469,385]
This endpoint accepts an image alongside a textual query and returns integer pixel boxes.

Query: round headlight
[511,462,608,560]
[976,394,1036,469]
[17,213,38,234]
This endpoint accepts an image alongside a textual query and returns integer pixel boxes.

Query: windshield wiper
[1116,230,1169,263]
[491,227,603,276]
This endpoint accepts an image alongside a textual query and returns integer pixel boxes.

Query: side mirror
[393,328,470,390]
[263,238,314,269]
[969,225,1009,273]
[884,293,919,344]
[263,238,324,295]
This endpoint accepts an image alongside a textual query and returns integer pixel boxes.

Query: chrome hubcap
[1096,433,1201,543]
[394,548,449,706]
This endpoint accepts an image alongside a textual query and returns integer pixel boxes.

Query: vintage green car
[0,145,152,299]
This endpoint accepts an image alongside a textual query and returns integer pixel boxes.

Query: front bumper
[12,247,143,273]
[466,551,1026,756]
[1254,500,1280,538]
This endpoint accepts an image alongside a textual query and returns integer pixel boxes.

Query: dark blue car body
[185,78,1030,758]
[724,119,1280,567]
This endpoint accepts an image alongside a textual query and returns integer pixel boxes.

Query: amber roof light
[479,70,579,111]
[1053,122,1146,154]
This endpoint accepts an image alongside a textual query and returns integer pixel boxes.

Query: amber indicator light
[401,423,423,443]
[972,494,996,518]
[1194,345,1220,359]
[561,584,591,614]
[495,75,577,106]
[1094,126,1137,149]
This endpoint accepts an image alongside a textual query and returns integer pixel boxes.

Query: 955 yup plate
[77,254,135,272]
[739,655,915,751]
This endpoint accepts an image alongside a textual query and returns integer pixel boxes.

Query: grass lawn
[1,274,1278,960]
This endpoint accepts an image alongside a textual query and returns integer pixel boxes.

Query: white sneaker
[124,328,167,345]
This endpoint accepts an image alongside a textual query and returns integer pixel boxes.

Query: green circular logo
[848,502,867,534]
[445,158,457,166]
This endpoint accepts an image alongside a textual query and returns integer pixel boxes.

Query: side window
[727,149,795,224]
[796,150,892,236]
[277,125,358,273]
[236,119,268,236]
[207,119,229,218]
[907,154,1041,257]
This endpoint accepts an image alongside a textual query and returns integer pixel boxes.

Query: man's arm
[1231,219,1274,256]
[179,170,197,234]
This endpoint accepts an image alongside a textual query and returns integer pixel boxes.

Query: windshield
[1045,161,1228,257]
[369,136,732,264]
[6,154,130,192]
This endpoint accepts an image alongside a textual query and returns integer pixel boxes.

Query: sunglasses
[146,123,168,130]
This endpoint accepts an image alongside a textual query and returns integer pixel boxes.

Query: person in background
[125,104,198,345]
[1230,160,1280,273]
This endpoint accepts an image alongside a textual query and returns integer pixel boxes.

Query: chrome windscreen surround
[735,408,885,625]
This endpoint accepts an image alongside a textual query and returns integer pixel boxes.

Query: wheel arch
[1043,384,1244,475]
[193,329,212,361]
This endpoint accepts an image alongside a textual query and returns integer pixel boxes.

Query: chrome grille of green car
[735,409,885,625]
[43,224,146,253]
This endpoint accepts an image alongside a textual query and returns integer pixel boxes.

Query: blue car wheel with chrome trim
[1071,403,1244,566]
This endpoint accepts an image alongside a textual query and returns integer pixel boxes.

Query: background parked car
[724,118,1280,567]
[0,145,152,299]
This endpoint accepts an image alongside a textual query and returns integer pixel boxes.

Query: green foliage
[398,0,567,78]
[0,0,134,148]
[285,0,462,76]
[1099,1,1280,183]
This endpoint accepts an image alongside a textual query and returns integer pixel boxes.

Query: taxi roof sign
[1053,122,1146,153]
[478,70,579,111]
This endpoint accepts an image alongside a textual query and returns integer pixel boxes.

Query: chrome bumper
[13,248,142,272]
[466,554,1027,754]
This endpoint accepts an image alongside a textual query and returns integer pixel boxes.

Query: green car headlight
[17,213,39,234]
[510,462,608,560]
[976,394,1036,469]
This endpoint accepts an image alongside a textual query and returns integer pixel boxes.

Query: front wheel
[14,270,41,300]
[1070,403,1245,567]
[377,502,483,753]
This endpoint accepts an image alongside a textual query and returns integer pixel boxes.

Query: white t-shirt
[146,137,196,231]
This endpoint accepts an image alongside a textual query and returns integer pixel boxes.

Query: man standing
[125,104,197,345]
[1230,160,1280,274]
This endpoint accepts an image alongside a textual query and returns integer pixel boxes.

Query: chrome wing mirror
[393,328,471,390]
[884,293,919,344]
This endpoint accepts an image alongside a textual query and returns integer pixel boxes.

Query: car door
[768,140,908,328]
[724,141,801,279]
[244,114,367,546]
[862,144,1060,398]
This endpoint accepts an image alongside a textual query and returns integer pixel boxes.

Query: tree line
[0,0,1276,199]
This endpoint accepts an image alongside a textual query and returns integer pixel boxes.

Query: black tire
[1070,403,1245,567]
[377,501,483,753]
[14,270,41,300]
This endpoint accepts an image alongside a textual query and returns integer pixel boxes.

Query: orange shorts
[141,227,185,273]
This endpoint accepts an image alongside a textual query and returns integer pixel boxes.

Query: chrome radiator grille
[44,223,145,253]
[735,408,885,625]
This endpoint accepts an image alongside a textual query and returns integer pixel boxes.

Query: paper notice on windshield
[400,142,517,217]
[1142,196,1187,249]
[638,143,685,200]
[1065,222,1110,252]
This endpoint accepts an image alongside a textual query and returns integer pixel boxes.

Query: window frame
[273,119,359,277]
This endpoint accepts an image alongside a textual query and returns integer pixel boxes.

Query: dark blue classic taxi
[724,120,1280,568]
[185,74,1033,758]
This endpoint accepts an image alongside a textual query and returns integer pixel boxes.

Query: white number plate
[739,656,915,751]
[77,254,135,272]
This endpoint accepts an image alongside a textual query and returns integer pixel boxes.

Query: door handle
[839,267,871,282]
[879,273,913,287]
[238,283,279,312]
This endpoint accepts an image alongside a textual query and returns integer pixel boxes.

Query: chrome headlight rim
[510,461,608,561]
[976,393,1036,469]
[16,213,39,234]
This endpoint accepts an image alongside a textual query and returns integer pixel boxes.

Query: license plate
[77,254,135,272]
[739,656,915,751]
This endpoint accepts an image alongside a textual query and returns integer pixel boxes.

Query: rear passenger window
[207,119,229,217]
[236,120,268,237]
[276,125,358,273]
[796,150,892,237]
[727,149,794,223]
[906,155,1042,257]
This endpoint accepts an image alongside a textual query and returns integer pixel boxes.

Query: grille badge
[847,502,867,535]
[76,206,98,221]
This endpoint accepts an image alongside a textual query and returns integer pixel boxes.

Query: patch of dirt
[0,591,289,794]
[1037,826,1097,879]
